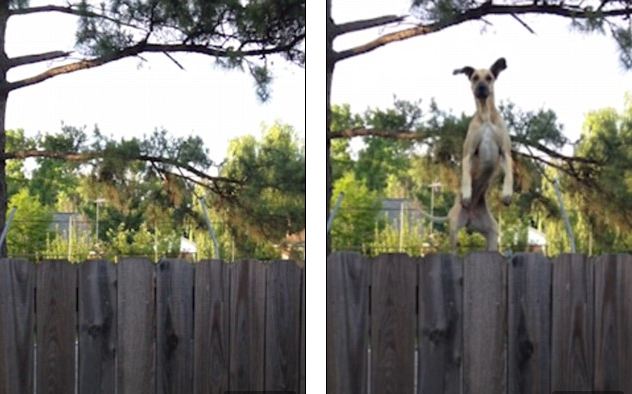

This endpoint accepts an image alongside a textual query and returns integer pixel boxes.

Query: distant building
[380,198,425,232]
[50,212,91,240]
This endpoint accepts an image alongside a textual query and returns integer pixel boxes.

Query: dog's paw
[461,196,471,208]
[502,194,512,206]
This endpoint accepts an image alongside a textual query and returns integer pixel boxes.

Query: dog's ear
[490,58,507,78]
[453,66,475,79]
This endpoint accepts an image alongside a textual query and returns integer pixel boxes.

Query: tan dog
[423,58,513,251]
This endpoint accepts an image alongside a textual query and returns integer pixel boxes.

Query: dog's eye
[485,75,492,82]
[472,75,479,82]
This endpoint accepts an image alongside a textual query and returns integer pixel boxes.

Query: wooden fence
[327,252,632,394]
[0,258,305,394]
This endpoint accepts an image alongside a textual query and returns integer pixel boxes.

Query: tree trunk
[326,0,335,254]
[0,2,9,257]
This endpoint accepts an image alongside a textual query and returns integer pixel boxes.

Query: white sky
[331,0,632,151]
[5,0,305,164]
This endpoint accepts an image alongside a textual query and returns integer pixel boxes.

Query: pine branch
[2,149,242,186]
[335,15,407,35]
[333,3,632,62]
[8,4,143,29]
[7,34,305,91]
[328,127,602,166]
[9,50,72,68]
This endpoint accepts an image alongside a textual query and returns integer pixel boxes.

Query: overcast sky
[6,0,305,164]
[331,0,632,152]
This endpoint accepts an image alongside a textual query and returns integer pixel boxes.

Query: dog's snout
[475,83,489,99]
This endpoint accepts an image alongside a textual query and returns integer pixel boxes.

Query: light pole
[428,181,442,235]
[95,198,106,241]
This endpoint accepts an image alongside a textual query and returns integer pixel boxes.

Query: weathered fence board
[417,253,463,394]
[193,260,229,394]
[117,258,156,394]
[508,253,551,394]
[0,259,35,394]
[326,252,370,394]
[265,260,302,392]
[229,260,266,391]
[36,261,77,394]
[0,258,303,394]
[299,267,306,394]
[156,259,194,394]
[594,254,632,392]
[371,254,416,394]
[78,260,117,394]
[463,252,507,394]
[551,254,593,391]
[326,252,632,394]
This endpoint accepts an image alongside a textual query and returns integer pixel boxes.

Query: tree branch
[335,15,407,35]
[2,149,242,186]
[8,4,139,27]
[9,50,72,68]
[333,3,632,62]
[328,127,602,166]
[7,34,305,91]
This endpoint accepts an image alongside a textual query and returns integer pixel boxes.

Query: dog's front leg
[461,152,473,207]
[500,149,513,205]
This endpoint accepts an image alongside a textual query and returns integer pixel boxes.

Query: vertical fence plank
[229,260,266,391]
[36,261,77,394]
[193,260,229,394]
[78,260,117,394]
[418,254,463,394]
[299,266,306,394]
[594,254,632,391]
[371,254,416,394]
[551,254,593,391]
[264,261,302,391]
[0,259,35,394]
[508,253,552,394]
[156,259,194,394]
[463,252,507,394]
[326,252,370,394]
[117,258,155,394]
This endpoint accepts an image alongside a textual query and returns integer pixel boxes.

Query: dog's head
[453,58,506,100]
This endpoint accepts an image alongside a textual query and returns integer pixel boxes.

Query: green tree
[7,188,52,256]
[0,0,305,256]
[330,172,381,252]
[218,122,305,258]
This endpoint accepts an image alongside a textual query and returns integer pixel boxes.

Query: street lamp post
[95,198,106,241]
[428,181,442,235]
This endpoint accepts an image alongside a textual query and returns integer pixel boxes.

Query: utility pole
[428,181,442,235]
[95,198,106,242]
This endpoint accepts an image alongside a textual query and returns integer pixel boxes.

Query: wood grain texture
[78,260,117,394]
[551,253,593,391]
[36,260,77,394]
[594,254,632,392]
[117,258,155,394]
[229,260,266,391]
[417,254,463,394]
[371,254,416,394]
[193,260,229,394]
[156,259,194,394]
[264,261,302,391]
[326,252,370,394]
[508,253,551,394]
[0,259,35,394]
[463,252,507,394]
[299,266,306,394]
